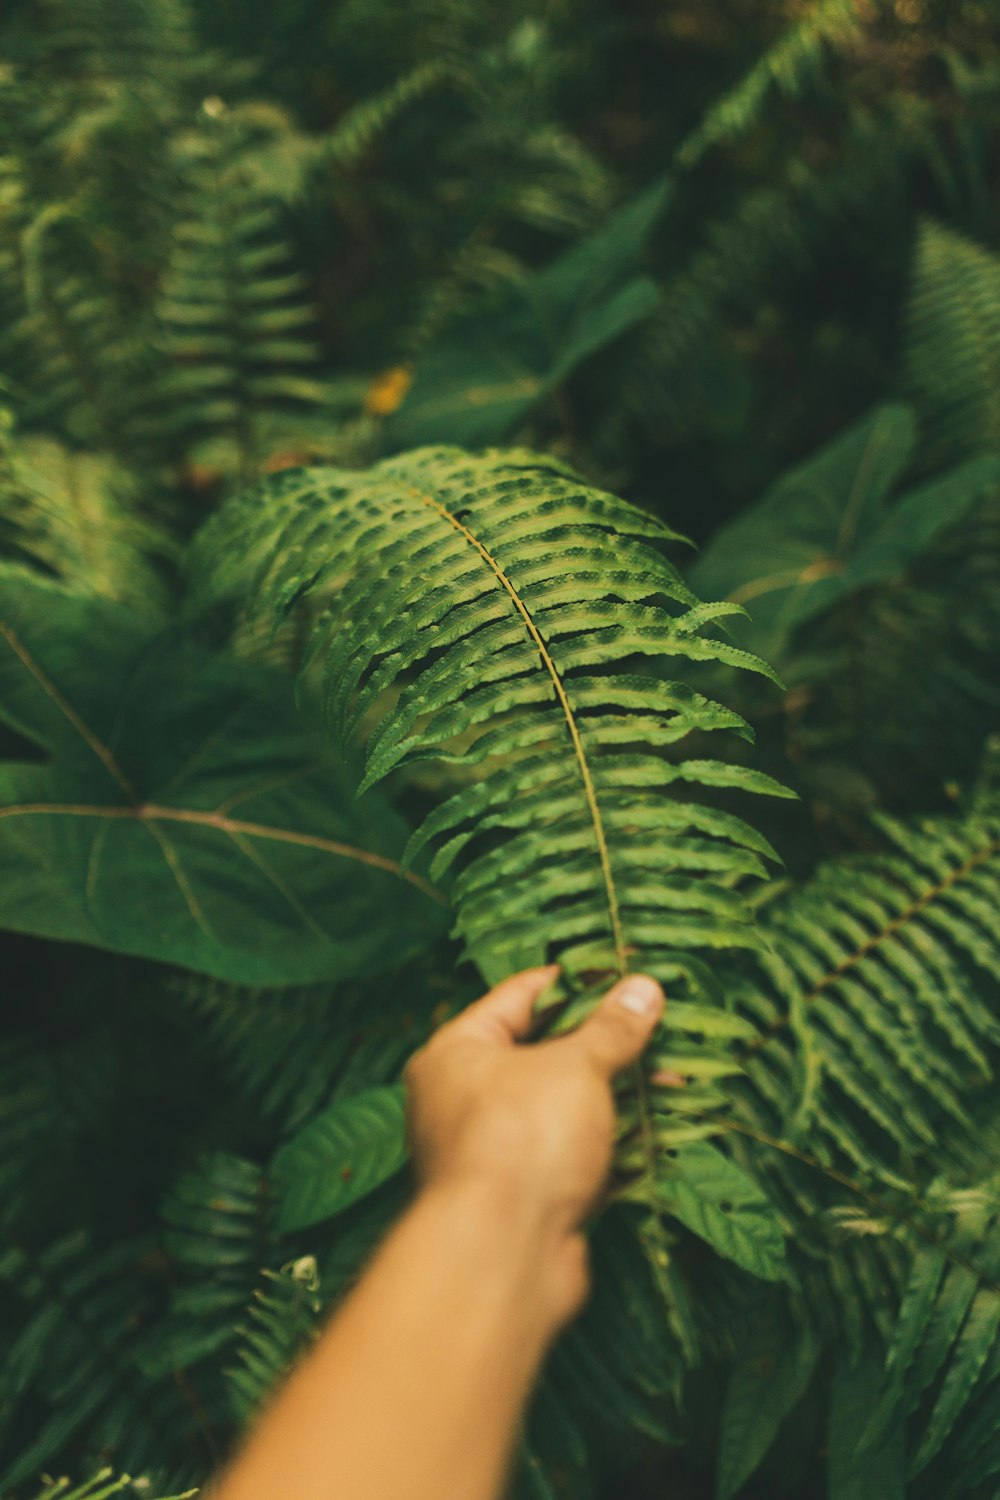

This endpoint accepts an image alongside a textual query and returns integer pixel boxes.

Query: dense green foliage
[1,1,999,1496]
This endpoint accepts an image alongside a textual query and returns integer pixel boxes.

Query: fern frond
[193,447,787,992]
[903,219,1000,466]
[732,800,1000,1185]
[235,63,450,208]
[192,445,791,1277]
[169,977,361,1134]
[715,1297,821,1500]
[0,416,171,608]
[9,210,153,450]
[55,1152,275,1482]
[0,0,200,448]
[690,792,1000,1490]
[151,106,325,486]
[860,1191,1000,1481]
[595,100,927,459]
[28,1469,195,1500]
[171,963,440,1136]
[320,60,450,173]
[676,0,864,172]
[0,1232,210,1489]
[156,1152,274,1376]
[23,0,198,101]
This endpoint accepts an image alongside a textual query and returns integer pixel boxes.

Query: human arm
[209,965,665,1500]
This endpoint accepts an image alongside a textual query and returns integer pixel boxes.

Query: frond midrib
[413,483,629,976]
[745,832,1000,1059]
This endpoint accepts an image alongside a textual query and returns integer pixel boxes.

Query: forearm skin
[210,1177,571,1500]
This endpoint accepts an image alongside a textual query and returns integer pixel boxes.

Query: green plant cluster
[1,1,1000,1496]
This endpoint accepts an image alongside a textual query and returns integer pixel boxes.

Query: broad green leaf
[386,179,670,448]
[716,1308,821,1500]
[272,1085,409,1232]
[828,1343,905,1500]
[0,573,444,982]
[913,1285,1000,1474]
[655,1141,787,1282]
[691,403,1000,661]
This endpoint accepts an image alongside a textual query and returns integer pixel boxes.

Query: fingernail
[615,976,662,1016]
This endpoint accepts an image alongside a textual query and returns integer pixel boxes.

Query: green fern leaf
[192,445,793,1259]
[716,799,1000,1482]
[0,416,172,610]
[676,0,863,172]
[28,1471,195,1500]
[912,1281,1000,1474]
[145,1152,274,1381]
[193,447,786,985]
[0,1233,202,1489]
[734,801,1000,1183]
[172,969,434,1136]
[904,220,1000,466]
[856,1195,1000,1478]
[193,446,788,1071]
[150,106,325,484]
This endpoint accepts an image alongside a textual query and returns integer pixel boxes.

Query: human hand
[404,966,665,1325]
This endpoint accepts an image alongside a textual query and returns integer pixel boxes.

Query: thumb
[570,975,665,1078]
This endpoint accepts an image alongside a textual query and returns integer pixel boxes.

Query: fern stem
[416,488,629,970]
[711,1114,1000,1297]
[416,487,671,1272]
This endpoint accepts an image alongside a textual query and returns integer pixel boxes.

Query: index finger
[454,965,561,1044]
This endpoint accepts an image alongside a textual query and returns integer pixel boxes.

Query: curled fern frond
[226,1260,322,1424]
